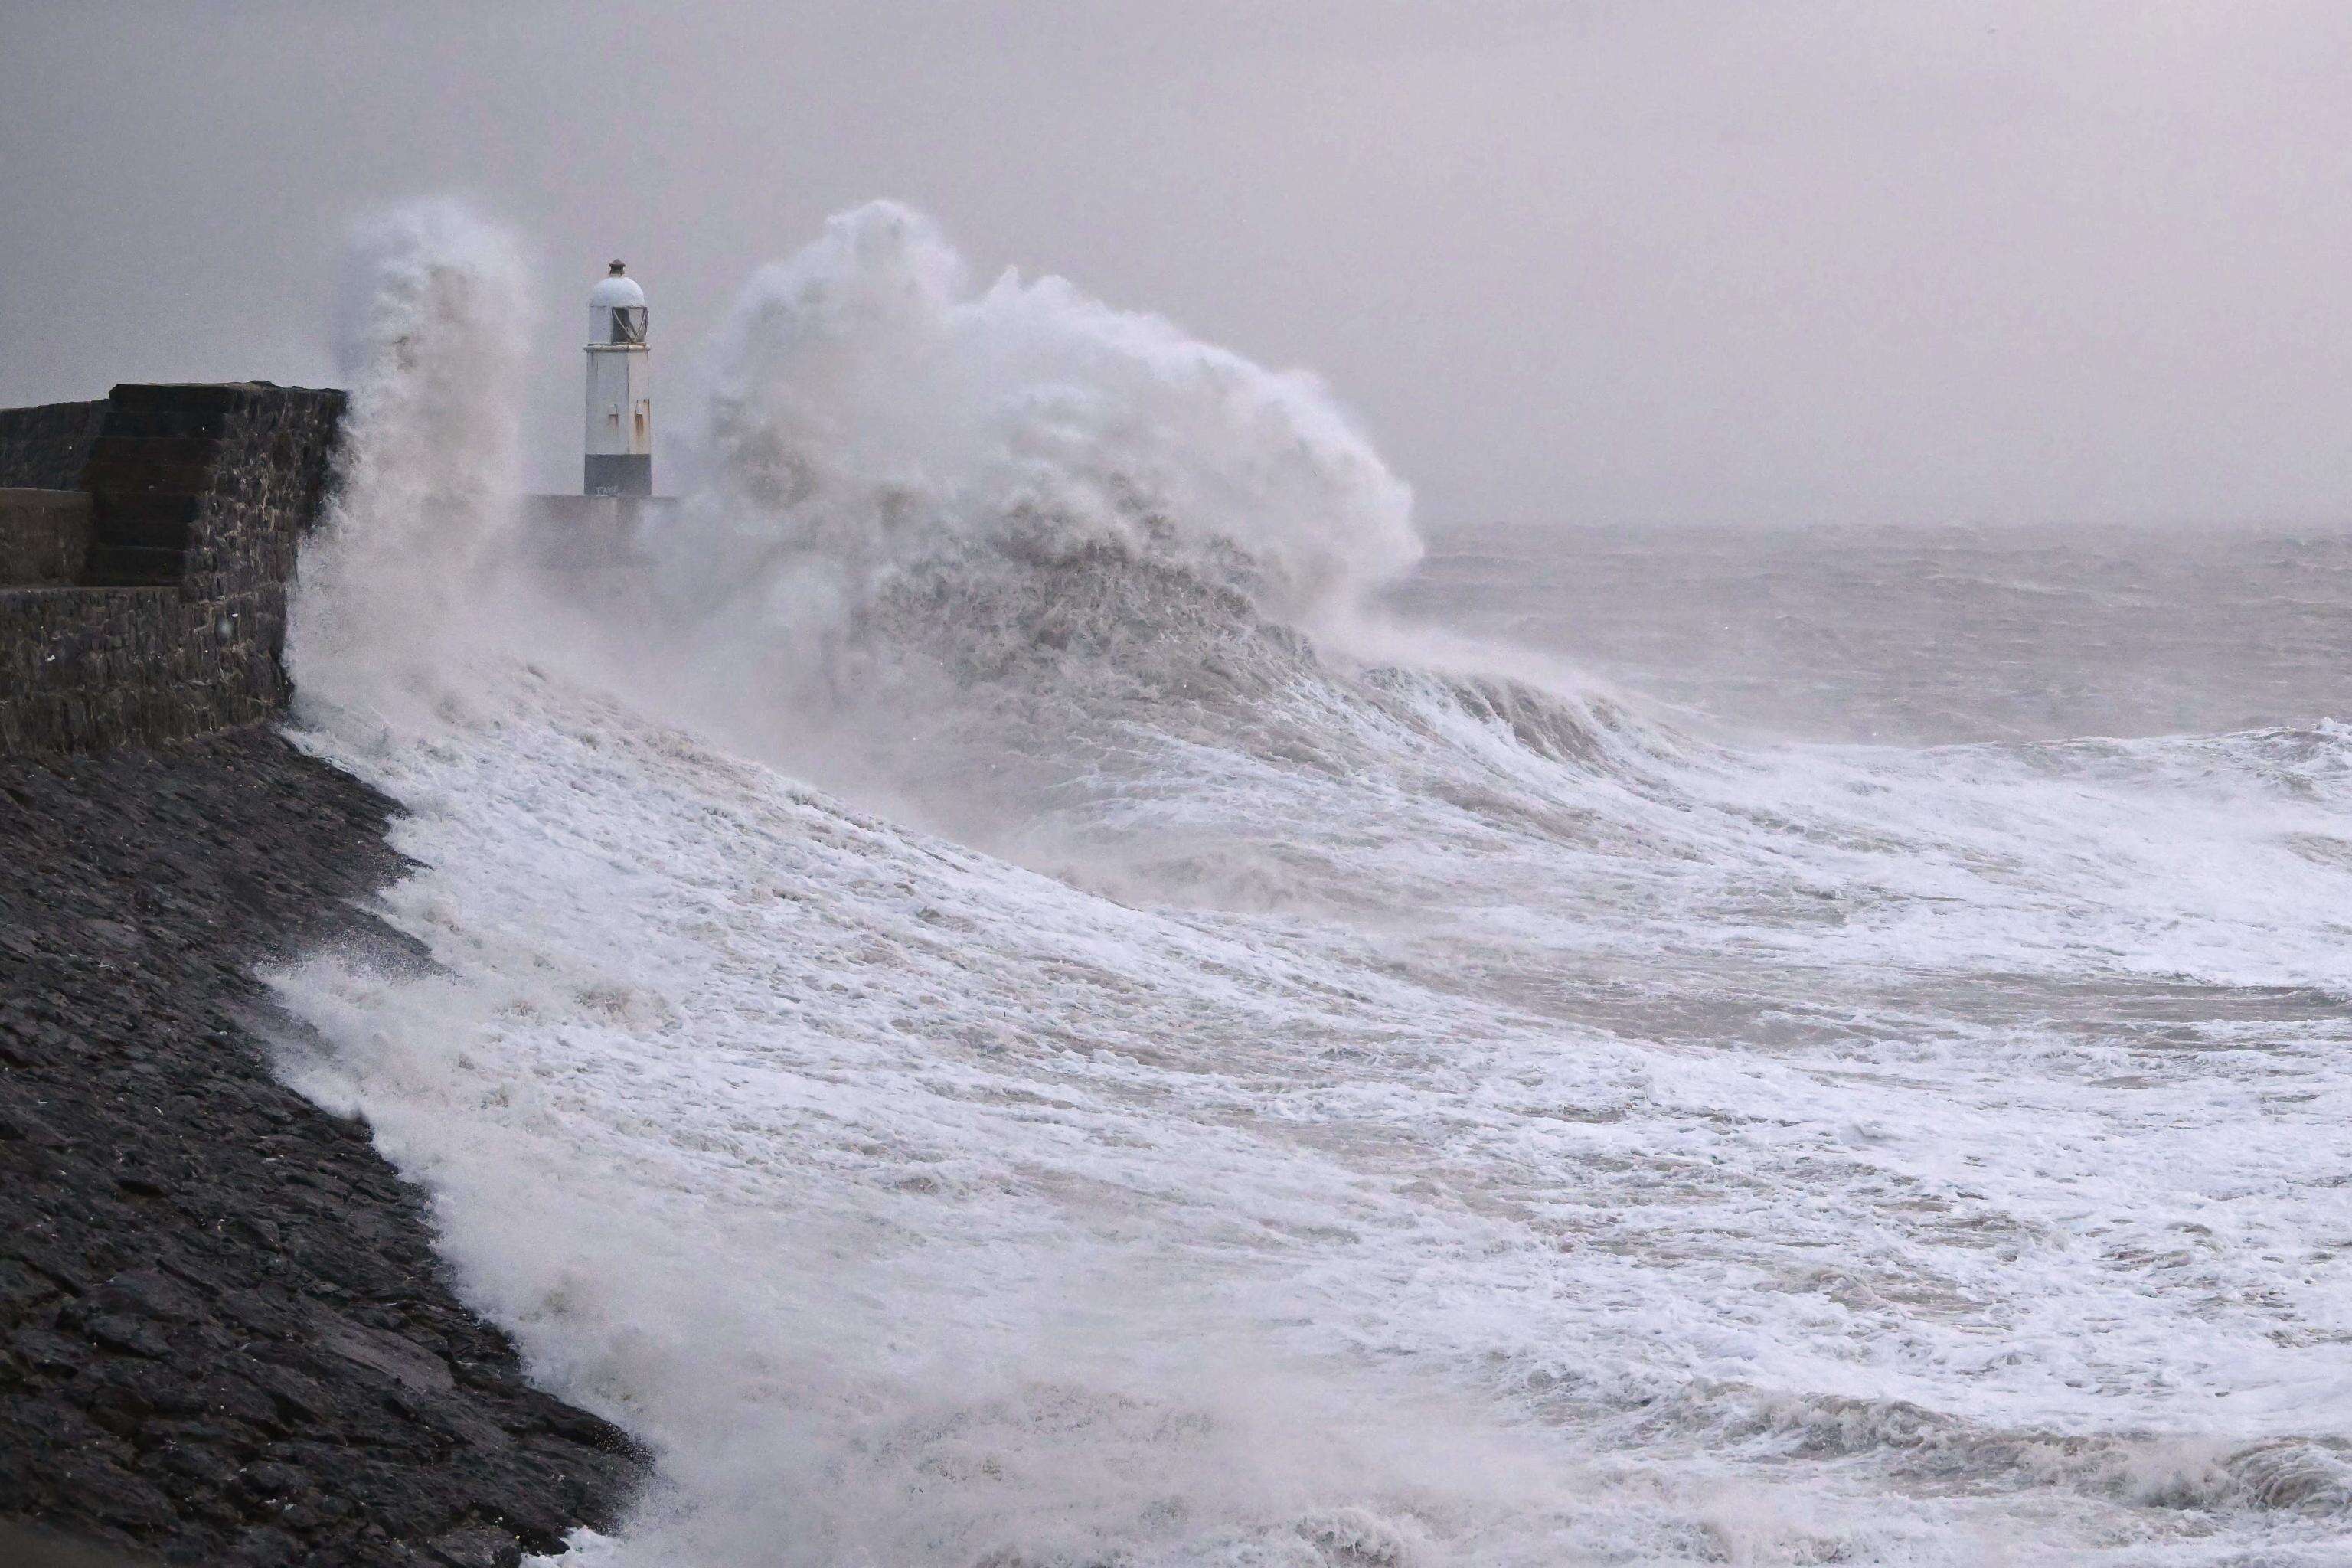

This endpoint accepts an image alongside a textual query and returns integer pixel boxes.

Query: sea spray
[528,203,1425,828]
[289,198,534,724]
[681,200,1416,639]
[268,198,2352,1566]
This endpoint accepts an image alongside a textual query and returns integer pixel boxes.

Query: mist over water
[273,201,2352,1566]
[1399,521,2352,747]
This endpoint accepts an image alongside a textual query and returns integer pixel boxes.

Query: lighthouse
[583,260,652,496]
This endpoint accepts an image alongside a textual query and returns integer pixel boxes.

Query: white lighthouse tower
[584,260,652,496]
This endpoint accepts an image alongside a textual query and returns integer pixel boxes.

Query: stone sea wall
[0,385,652,1562]
[0,384,345,754]
[0,491,93,587]
[0,400,109,492]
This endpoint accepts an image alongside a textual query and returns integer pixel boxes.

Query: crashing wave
[273,198,2352,1568]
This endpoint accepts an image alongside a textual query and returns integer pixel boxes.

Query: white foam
[267,201,2352,1566]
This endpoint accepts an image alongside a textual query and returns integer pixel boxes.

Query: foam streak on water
[273,203,2352,1566]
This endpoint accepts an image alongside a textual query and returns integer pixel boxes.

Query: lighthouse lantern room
[584,260,652,496]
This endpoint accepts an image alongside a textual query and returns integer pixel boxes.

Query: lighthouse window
[610,306,646,345]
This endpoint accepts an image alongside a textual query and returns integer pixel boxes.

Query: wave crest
[658,201,1417,666]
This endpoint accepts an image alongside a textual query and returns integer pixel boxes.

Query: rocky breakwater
[0,732,648,1566]
[0,384,648,1565]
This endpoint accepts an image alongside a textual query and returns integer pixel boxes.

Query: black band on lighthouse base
[584,453,652,498]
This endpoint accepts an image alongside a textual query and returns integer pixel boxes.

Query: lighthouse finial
[609,259,626,276]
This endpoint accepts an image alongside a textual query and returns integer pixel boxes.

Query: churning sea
[270,201,2352,1567]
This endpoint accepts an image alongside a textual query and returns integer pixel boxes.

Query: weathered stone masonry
[0,384,345,754]
[0,399,110,492]
[0,385,651,1563]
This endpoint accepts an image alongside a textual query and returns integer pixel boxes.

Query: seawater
[267,201,2352,1566]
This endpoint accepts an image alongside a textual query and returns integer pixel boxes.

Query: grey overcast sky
[5,1,2351,529]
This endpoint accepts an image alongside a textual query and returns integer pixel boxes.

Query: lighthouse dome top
[589,261,645,309]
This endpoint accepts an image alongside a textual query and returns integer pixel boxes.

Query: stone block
[0,490,94,586]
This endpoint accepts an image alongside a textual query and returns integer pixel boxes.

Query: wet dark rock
[0,728,648,1563]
